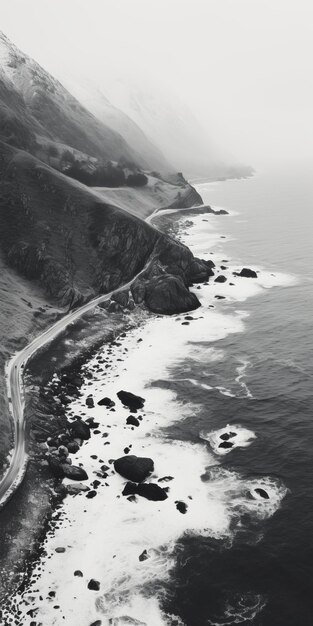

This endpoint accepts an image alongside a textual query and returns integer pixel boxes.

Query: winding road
[0,204,200,508]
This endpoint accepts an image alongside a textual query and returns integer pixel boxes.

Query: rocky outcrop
[234,268,258,278]
[144,274,201,315]
[122,481,168,501]
[114,455,154,482]
[117,391,145,412]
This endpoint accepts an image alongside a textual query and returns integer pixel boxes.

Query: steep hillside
[61,73,172,174]
[0,141,211,468]
[100,75,253,179]
[0,31,147,168]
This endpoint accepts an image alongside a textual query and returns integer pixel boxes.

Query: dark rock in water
[235,267,258,278]
[220,265,228,270]
[70,419,91,440]
[55,547,66,553]
[117,390,145,412]
[62,464,88,481]
[88,579,100,591]
[254,487,270,499]
[97,397,115,408]
[158,476,174,483]
[127,415,140,427]
[122,482,138,496]
[136,483,168,501]
[139,549,149,561]
[176,501,188,514]
[67,440,80,454]
[74,570,83,577]
[90,621,102,626]
[214,275,227,283]
[214,295,226,299]
[86,490,97,499]
[144,274,201,315]
[218,441,234,449]
[114,455,153,482]
[220,432,237,441]
[85,394,94,408]
[48,456,65,478]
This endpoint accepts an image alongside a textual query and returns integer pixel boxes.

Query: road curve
[0,204,199,508]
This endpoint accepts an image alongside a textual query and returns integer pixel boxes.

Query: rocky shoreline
[1,201,265,625]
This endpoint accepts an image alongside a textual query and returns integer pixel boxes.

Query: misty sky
[1,0,312,166]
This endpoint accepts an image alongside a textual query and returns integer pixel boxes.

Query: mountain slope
[61,73,172,174]
[0,31,148,168]
[100,75,253,179]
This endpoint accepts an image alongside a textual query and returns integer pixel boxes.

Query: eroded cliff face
[0,143,211,314]
[0,140,212,469]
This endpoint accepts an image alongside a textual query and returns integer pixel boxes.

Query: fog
[1,0,313,167]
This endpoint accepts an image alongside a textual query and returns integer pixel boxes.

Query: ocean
[5,161,313,625]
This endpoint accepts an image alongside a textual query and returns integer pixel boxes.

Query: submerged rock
[176,500,188,514]
[220,432,237,441]
[114,455,153,482]
[126,415,140,427]
[136,483,168,501]
[214,275,227,283]
[139,549,149,561]
[88,579,100,591]
[117,391,145,411]
[253,487,270,499]
[218,441,234,449]
[97,397,115,408]
[235,267,258,278]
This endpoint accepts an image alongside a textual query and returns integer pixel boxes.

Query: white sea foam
[200,424,256,456]
[7,205,291,625]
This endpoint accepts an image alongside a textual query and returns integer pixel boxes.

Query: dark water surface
[161,162,313,625]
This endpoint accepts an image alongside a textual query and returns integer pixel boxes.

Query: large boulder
[97,397,115,408]
[144,274,201,315]
[136,483,168,501]
[70,419,91,440]
[114,455,154,482]
[62,464,89,481]
[235,267,258,278]
[117,390,145,411]
[214,275,227,283]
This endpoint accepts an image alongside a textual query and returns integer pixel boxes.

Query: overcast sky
[1,0,312,166]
